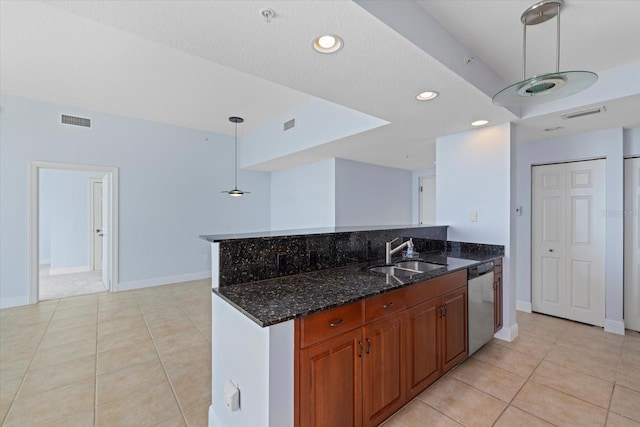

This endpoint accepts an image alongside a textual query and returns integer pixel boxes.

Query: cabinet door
[299,328,362,427]
[441,287,468,372]
[405,298,440,399]
[362,315,405,427]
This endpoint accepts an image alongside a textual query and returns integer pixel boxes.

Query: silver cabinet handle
[329,319,343,327]
[366,338,371,354]
[383,302,394,309]
[358,341,363,358]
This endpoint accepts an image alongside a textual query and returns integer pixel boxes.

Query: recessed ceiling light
[471,119,490,127]
[313,35,343,54]
[416,91,439,101]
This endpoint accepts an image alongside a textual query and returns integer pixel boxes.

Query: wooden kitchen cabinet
[296,272,468,427]
[441,286,468,372]
[405,297,440,398]
[299,327,363,427]
[494,257,503,332]
[362,314,405,427]
[405,274,467,399]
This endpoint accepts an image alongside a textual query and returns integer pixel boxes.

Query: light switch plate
[470,211,478,222]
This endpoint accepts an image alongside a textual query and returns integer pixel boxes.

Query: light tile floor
[1,280,639,426]
[384,311,640,427]
[0,279,211,427]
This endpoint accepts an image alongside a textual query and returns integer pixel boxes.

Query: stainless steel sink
[369,265,419,276]
[394,260,444,272]
[369,260,445,276]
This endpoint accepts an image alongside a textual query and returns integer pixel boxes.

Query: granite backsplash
[218,226,448,286]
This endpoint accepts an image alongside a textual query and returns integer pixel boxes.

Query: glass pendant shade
[492,0,597,107]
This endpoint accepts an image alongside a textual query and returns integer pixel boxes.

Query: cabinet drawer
[405,270,467,307]
[300,301,363,348]
[364,288,406,323]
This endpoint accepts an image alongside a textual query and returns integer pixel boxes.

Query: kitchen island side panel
[210,293,294,427]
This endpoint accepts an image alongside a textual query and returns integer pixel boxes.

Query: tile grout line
[489,324,564,427]
[1,298,60,426]
[136,290,191,426]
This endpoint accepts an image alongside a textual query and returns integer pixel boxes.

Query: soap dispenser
[406,238,414,258]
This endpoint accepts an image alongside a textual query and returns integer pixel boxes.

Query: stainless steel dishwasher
[468,261,495,355]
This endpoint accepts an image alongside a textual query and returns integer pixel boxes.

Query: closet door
[625,158,640,332]
[532,159,606,326]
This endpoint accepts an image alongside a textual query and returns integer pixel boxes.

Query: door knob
[96,229,101,233]
[549,249,554,252]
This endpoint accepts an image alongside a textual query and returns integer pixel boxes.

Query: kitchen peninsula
[201,225,503,427]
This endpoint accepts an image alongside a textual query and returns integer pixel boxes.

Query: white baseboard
[209,405,222,427]
[604,319,625,335]
[49,265,90,276]
[516,300,532,313]
[118,271,212,291]
[0,295,30,309]
[494,322,519,342]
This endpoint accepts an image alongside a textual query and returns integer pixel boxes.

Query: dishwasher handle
[468,261,495,280]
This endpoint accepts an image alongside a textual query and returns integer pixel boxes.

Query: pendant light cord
[234,121,238,190]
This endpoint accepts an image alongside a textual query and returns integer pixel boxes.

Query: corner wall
[0,95,271,307]
[436,123,516,340]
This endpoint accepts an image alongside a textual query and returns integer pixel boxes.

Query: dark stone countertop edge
[212,251,503,328]
[199,224,445,243]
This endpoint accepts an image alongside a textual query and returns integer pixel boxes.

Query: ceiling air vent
[561,106,606,120]
[61,114,91,128]
[283,118,295,131]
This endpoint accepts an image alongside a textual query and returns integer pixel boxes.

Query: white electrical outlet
[470,211,478,222]
[224,380,240,411]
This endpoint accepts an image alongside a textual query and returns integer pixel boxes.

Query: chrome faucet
[385,238,414,264]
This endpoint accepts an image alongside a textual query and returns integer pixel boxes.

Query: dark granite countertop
[213,251,502,327]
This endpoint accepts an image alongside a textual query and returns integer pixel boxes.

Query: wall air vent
[561,106,606,120]
[61,114,91,128]
[283,118,295,131]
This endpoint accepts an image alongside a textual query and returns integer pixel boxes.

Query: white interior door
[419,176,436,224]
[532,159,606,326]
[101,173,111,289]
[91,180,103,270]
[625,157,640,332]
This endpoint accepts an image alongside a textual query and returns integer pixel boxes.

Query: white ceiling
[1,0,639,171]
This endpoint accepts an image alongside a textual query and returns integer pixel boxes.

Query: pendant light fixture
[492,0,597,107]
[222,116,250,197]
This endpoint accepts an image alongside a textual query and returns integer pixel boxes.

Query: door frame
[29,161,119,303]
[89,178,102,271]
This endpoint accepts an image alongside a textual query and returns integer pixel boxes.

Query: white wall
[39,169,103,272]
[0,95,271,307]
[335,158,412,226]
[514,127,627,332]
[241,98,388,170]
[436,123,516,340]
[624,127,640,157]
[270,159,336,230]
